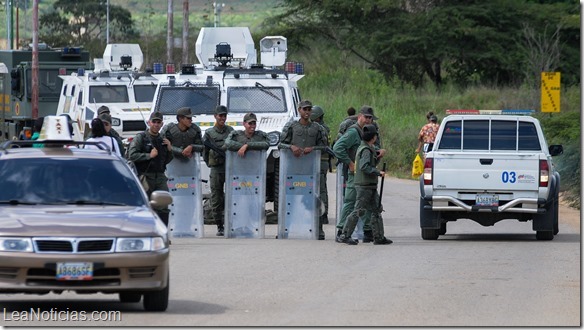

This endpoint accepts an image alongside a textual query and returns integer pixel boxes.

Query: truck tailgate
[432,153,540,191]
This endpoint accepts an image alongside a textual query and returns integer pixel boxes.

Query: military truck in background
[56,44,157,141]
[150,27,304,215]
[0,45,93,140]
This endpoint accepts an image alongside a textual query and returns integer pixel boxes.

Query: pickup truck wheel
[143,280,169,311]
[536,230,553,241]
[421,228,439,240]
[553,198,559,235]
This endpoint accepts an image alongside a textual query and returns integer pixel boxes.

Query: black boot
[363,230,374,243]
[318,224,325,240]
[373,237,393,245]
[339,233,358,245]
[216,226,224,237]
[335,229,343,242]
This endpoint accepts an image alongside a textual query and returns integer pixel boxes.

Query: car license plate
[56,262,93,281]
[476,194,499,207]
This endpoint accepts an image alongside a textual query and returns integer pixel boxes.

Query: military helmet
[310,105,324,121]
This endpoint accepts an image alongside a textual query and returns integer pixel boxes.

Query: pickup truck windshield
[439,119,541,151]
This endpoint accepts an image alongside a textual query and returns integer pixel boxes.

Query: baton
[378,162,386,208]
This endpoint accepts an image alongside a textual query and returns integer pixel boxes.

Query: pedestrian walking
[416,111,440,157]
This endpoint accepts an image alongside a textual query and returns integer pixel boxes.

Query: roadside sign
[541,72,560,113]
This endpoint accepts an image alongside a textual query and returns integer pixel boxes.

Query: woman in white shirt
[85,117,122,157]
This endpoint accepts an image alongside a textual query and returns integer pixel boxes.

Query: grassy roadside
[295,59,580,208]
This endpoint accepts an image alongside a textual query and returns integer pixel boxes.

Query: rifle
[325,146,336,172]
[203,138,226,158]
[378,162,386,210]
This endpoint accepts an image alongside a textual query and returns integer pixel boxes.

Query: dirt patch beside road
[560,201,580,232]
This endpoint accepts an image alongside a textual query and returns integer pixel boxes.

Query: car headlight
[267,131,280,146]
[0,238,33,252]
[111,117,122,127]
[115,237,166,252]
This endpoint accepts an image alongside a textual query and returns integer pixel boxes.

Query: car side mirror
[549,144,563,157]
[150,190,173,209]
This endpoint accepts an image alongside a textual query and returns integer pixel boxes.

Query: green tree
[265,0,579,88]
[39,0,139,55]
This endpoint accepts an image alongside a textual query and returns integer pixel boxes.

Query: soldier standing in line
[224,112,269,155]
[309,105,333,227]
[338,124,392,245]
[333,106,386,243]
[160,107,204,160]
[203,105,234,236]
[279,100,328,239]
[128,112,173,226]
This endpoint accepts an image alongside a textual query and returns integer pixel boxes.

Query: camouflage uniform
[160,122,204,159]
[128,130,173,225]
[279,112,328,239]
[224,130,270,151]
[341,138,390,245]
[309,106,332,226]
[203,124,234,233]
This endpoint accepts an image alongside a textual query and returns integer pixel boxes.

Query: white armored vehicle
[151,27,304,209]
[56,44,158,140]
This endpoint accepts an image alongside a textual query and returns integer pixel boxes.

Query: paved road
[0,176,580,327]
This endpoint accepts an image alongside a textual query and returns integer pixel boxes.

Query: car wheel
[421,228,439,240]
[143,280,169,312]
[536,230,554,241]
[119,292,142,303]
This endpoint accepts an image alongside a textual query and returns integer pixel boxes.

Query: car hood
[0,205,166,237]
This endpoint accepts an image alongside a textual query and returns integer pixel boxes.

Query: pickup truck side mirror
[549,144,563,156]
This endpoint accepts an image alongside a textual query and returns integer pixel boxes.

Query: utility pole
[182,0,189,65]
[32,0,38,119]
[213,2,224,28]
[106,0,110,44]
[166,0,173,66]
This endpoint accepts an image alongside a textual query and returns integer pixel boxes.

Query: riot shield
[166,153,204,238]
[225,150,266,238]
[277,149,320,240]
[336,163,364,240]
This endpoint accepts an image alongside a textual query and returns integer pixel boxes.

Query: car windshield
[89,85,130,103]
[134,84,157,103]
[155,84,220,116]
[0,157,145,206]
[227,86,287,114]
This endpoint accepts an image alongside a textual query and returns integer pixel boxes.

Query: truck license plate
[56,262,93,281]
[476,194,499,207]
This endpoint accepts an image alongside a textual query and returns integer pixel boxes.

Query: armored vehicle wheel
[536,230,554,241]
[439,223,447,235]
[421,228,439,240]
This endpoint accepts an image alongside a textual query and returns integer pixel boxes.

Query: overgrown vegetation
[292,46,580,208]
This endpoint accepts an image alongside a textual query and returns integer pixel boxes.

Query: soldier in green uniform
[128,111,173,226]
[225,112,269,155]
[333,106,386,243]
[308,104,333,228]
[203,105,234,236]
[279,100,328,239]
[338,124,392,245]
[160,107,204,159]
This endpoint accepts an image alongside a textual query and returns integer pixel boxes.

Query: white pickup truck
[419,110,564,240]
